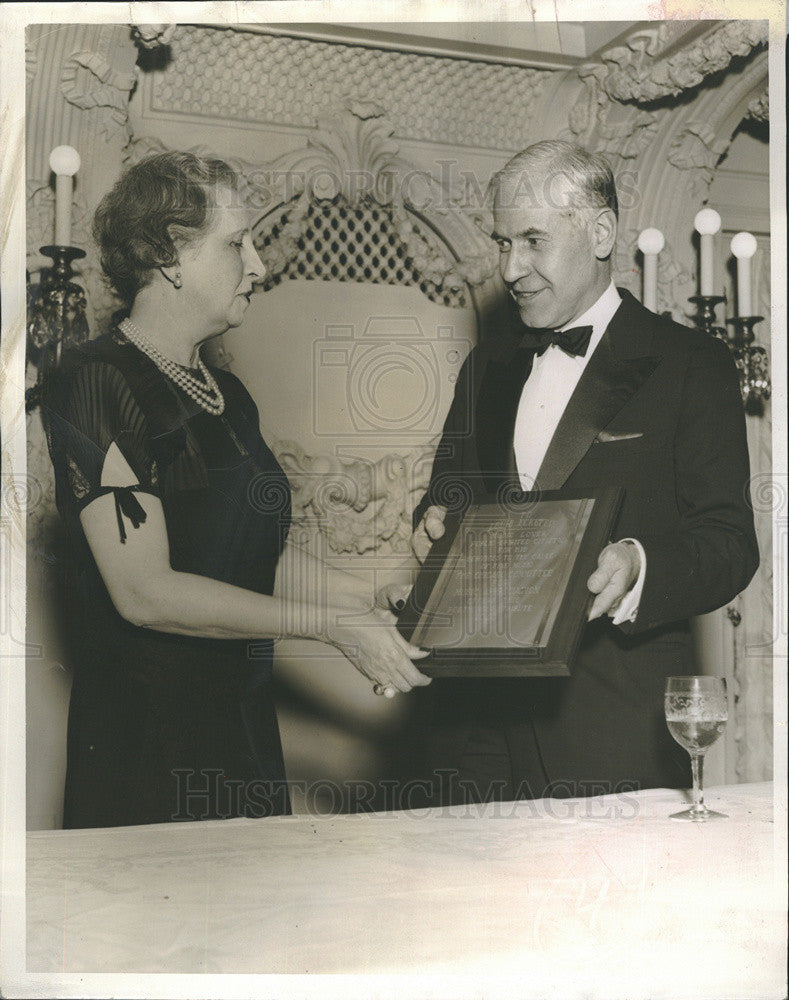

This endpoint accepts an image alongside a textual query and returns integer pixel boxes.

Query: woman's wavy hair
[92,151,240,306]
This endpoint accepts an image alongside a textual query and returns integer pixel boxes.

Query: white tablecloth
[26,783,785,997]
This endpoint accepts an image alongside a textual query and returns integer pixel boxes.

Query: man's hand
[587,541,641,621]
[375,582,411,613]
[411,505,448,563]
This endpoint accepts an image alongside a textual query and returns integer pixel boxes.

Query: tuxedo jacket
[413,289,759,794]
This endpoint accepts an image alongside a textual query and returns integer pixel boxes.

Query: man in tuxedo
[411,140,758,802]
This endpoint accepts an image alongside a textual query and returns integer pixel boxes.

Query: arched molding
[549,34,768,318]
[25,24,138,199]
[60,50,137,137]
[241,103,497,554]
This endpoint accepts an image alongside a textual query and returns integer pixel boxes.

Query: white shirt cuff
[610,538,646,626]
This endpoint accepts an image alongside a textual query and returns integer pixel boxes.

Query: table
[26,783,785,997]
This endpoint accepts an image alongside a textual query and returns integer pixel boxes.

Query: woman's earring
[173,271,183,289]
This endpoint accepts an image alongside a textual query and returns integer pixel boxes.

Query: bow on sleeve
[93,486,149,543]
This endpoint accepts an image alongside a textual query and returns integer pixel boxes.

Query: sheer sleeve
[44,356,161,542]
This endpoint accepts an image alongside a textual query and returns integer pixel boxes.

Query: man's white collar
[558,280,621,333]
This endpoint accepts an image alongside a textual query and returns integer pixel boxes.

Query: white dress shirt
[512,280,645,625]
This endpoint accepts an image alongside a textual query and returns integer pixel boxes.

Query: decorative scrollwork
[586,21,767,105]
[61,50,138,137]
[596,110,661,160]
[568,21,767,155]
[254,103,497,290]
[667,122,729,199]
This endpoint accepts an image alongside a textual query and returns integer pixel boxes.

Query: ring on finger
[373,683,397,698]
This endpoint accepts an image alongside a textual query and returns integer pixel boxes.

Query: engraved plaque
[398,488,624,676]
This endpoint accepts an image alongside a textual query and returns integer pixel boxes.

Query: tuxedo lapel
[535,291,661,491]
[475,338,536,493]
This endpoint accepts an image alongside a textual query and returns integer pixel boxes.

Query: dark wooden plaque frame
[398,487,624,677]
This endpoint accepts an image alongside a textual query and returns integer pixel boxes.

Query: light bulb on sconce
[693,208,722,236]
[637,228,664,313]
[637,228,665,255]
[681,212,768,409]
[730,232,757,319]
[26,144,88,410]
[49,145,81,177]
[693,208,721,297]
[49,145,81,247]
[726,231,768,405]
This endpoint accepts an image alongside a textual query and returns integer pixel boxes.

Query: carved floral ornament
[747,89,769,124]
[667,121,730,200]
[273,440,436,555]
[569,21,768,145]
[595,109,662,161]
[132,24,177,50]
[582,20,768,105]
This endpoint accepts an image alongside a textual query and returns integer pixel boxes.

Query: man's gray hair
[491,140,619,219]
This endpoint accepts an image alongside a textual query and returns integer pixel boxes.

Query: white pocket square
[595,430,644,443]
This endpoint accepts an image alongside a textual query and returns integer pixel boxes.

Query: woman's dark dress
[44,329,292,828]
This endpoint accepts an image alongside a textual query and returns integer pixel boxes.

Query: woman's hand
[326,608,431,694]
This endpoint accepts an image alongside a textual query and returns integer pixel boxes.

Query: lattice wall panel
[255,199,468,309]
[145,26,551,151]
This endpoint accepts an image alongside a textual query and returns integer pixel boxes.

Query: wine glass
[664,676,728,821]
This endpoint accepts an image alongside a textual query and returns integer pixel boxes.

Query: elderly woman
[44,151,428,829]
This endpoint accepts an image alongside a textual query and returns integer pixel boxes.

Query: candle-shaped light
[730,231,757,317]
[49,145,81,247]
[637,228,664,313]
[694,208,721,296]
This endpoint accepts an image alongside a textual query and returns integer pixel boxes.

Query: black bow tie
[533,325,594,358]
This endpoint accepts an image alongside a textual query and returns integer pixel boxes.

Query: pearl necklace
[119,318,225,416]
